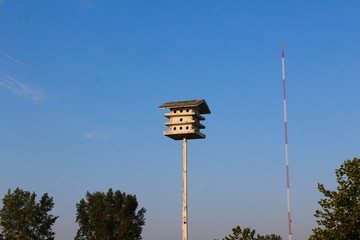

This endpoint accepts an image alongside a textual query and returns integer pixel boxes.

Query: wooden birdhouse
[160,99,211,140]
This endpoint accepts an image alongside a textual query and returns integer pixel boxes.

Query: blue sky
[0,1,359,239]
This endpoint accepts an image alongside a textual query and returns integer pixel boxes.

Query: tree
[75,188,146,240]
[0,188,58,240]
[215,225,282,240]
[309,157,360,240]
[222,225,256,240]
[256,234,282,240]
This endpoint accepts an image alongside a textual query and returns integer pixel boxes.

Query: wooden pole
[182,138,188,240]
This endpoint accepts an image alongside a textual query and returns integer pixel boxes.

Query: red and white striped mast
[282,41,293,240]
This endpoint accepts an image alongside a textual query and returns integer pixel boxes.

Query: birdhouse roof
[159,99,211,114]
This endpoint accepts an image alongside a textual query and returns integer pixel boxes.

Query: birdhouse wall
[171,108,196,114]
[169,124,196,134]
[169,115,194,124]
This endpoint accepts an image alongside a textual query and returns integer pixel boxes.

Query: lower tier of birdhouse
[163,130,205,140]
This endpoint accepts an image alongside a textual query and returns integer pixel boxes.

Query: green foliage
[215,225,282,240]
[256,234,282,240]
[0,188,58,240]
[75,188,146,240]
[309,157,360,240]
[224,225,256,240]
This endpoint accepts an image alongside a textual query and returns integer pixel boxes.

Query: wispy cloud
[4,54,22,65]
[83,127,112,140]
[0,53,22,65]
[80,0,95,10]
[0,72,44,101]
[0,53,44,101]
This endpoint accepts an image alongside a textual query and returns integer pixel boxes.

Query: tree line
[0,157,359,239]
[0,188,146,240]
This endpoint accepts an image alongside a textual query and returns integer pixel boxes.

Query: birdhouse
[160,99,211,140]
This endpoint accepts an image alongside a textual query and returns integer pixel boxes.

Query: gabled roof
[159,99,211,114]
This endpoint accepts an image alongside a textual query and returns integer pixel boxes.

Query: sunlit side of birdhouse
[160,99,211,140]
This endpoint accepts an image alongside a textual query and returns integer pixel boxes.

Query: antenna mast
[282,41,293,240]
